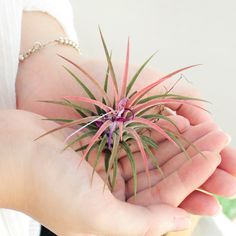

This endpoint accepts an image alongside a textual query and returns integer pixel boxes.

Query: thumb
[95,199,191,236]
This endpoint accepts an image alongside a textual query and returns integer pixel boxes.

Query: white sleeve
[0,1,77,236]
[23,0,78,42]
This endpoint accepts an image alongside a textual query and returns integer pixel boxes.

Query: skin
[13,11,236,235]
[1,11,191,236]
[0,109,193,236]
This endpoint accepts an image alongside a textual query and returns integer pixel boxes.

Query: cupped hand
[0,110,192,236]
[122,66,236,215]
[16,53,236,219]
[120,120,231,215]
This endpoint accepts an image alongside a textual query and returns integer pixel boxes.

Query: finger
[179,190,221,216]
[200,168,236,197]
[120,121,220,181]
[167,102,212,125]
[127,129,229,196]
[150,114,190,139]
[219,146,236,176]
[118,115,190,158]
[163,85,211,125]
[154,122,221,167]
[159,130,229,177]
[98,199,191,236]
[127,151,221,207]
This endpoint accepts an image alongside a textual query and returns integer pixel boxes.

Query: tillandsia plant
[35,28,208,195]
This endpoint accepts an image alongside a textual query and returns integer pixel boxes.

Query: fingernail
[213,152,222,164]
[225,133,232,146]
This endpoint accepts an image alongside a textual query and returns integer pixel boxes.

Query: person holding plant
[1,1,236,236]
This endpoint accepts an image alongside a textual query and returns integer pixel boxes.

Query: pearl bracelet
[19,37,80,62]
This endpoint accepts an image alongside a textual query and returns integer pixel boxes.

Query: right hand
[16,53,234,220]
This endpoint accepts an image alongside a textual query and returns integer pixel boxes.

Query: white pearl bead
[19,55,24,61]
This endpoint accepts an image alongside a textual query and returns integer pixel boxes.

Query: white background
[70,0,236,145]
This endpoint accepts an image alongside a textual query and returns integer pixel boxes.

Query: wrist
[0,110,34,210]
[0,110,65,212]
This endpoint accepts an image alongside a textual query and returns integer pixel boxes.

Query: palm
[122,120,228,213]
[91,116,229,216]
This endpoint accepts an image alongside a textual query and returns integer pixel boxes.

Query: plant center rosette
[36,29,208,195]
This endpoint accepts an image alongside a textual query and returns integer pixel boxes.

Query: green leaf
[63,66,96,99]
[104,52,112,93]
[128,90,137,99]
[58,54,111,105]
[127,64,201,107]
[124,127,150,185]
[102,51,112,105]
[104,149,111,172]
[63,66,102,114]
[137,93,209,104]
[75,144,88,152]
[126,122,149,130]
[64,99,95,117]
[85,142,100,161]
[35,116,99,141]
[121,141,137,196]
[141,135,159,150]
[99,27,119,97]
[165,130,190,160]
[63,130,96,151]
[111,155,118,191]
[126,52,157,96]
[141,114,180,132]
[106,134,119,188]
[135,105,158,117]
[42,118,73,123]
[38,99,93,117]
[122,133,134,142]
[171,131,207,160]
[92,135,108,181]
[143,143,164,178]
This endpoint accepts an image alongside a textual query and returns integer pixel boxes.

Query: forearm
[20,12,66,51]
[17,11,82,116]
[17,12,126,119]
[1,12,67,210]
[0,110,50,211]
[0,109,85,212]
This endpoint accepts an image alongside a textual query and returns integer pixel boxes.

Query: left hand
[120,119,233,215]
[121,67,236,215]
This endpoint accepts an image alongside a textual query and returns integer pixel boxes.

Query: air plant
[35,29,208,195]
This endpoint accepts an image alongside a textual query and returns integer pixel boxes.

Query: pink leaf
[127,64,201,107]
[127,117,178,148]
[34,116,98,141]
[118,122,124,141]
[58,54,111,106]
[64,112,114,143]
[80,120,112,165]
[133,98,208,114]
[125,127,150,185]
[64,96,114,113]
